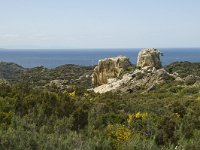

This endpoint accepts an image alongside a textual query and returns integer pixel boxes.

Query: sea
[0,48,200,68]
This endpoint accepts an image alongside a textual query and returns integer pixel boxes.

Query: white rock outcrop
[93,73,133,93]
[92,56,131,86]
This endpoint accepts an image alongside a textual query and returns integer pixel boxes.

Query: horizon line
[1,47,200,50]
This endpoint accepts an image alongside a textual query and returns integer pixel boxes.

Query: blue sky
[0,0,199,49]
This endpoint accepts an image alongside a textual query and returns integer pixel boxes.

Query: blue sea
[0,48,200,68]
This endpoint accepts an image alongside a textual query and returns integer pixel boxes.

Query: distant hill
[0,62,25,81]
[0,62,93,88]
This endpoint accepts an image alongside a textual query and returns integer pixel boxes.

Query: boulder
[137,48,163,69]
[184,75,200,85]
[92,56,131,86]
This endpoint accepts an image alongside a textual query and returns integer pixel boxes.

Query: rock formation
[92,56,131,86]
[92,48,182,94]
[137,48,162,69]
[93,67,175,93]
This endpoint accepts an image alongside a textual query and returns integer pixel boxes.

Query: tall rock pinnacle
[137,48,163,69]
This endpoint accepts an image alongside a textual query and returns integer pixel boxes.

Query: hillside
[0,57,200,149]
[165,61,200,77]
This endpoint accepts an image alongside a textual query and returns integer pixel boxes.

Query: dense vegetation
[0,61,200,150]
[165,61,200,77]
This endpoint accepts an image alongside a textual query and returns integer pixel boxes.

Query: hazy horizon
[1,47,200,51]
[0,0,200,49]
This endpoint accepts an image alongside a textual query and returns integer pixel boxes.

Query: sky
[0,0,200,49]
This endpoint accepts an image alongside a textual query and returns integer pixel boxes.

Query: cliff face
[137,48,162,69]
[92,56,131,86]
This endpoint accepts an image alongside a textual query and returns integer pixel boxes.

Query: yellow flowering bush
[127,112,148,124]
[135,112,148,120]
[68,91,76,97]
[106,124,131,142]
